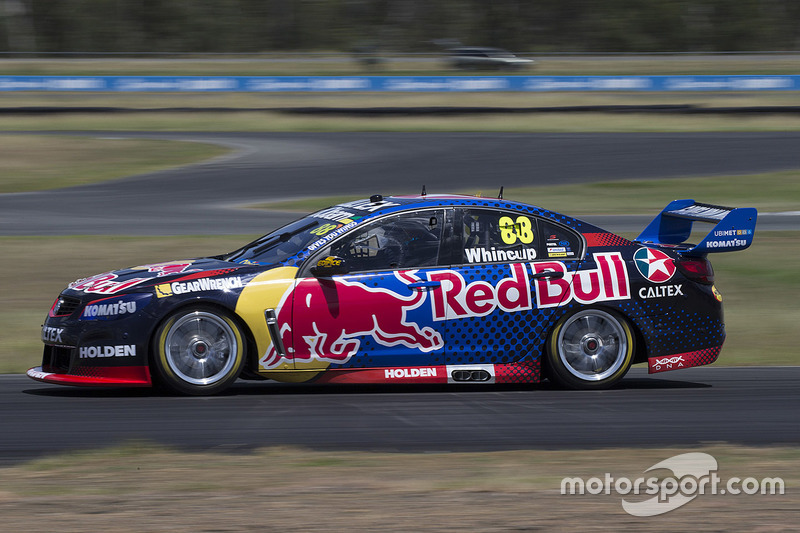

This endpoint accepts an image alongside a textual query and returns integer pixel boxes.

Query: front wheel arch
[544,307,635,390]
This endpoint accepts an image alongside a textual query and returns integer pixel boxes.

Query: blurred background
[3,0,800,54]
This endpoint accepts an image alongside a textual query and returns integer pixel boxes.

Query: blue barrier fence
[1,75,799,92]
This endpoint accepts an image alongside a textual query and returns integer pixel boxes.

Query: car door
[290,208,449,370]
[440,208,583,367]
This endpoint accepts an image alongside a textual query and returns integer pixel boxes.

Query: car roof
[284,195,611,270]
[339,193,544,213]
[329,194,591,232]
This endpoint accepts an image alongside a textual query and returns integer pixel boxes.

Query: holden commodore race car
[28,194,756,395]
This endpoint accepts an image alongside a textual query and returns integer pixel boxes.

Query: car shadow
[23,386,160,398]
[23,375,711,398]
[226,376,712,396]
[614,377,712,390]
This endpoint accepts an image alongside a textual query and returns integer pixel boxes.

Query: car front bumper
[26,365,151,387]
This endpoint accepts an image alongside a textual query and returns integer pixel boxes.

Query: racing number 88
[499,216,534,245]
[310,223,341,236]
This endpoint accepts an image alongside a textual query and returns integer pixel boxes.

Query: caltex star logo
[633,247,675,283]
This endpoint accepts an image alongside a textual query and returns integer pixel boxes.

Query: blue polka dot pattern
[271,195,728,380]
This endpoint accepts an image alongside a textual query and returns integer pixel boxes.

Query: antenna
[498,186,504,199]
[421,185,427,197]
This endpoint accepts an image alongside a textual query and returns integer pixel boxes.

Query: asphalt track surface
[2,367,799,465]
[1,131,799,236]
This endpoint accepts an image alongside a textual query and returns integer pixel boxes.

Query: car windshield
[224,208,363,266]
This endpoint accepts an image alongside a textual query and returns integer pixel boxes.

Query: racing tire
[545,308,634,390]
[152,306,246,395]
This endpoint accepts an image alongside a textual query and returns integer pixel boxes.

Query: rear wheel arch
[629,317,649,365]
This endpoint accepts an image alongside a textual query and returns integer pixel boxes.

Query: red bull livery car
[29,194,756,395]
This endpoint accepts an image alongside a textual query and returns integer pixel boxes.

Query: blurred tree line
[2,0,799,53]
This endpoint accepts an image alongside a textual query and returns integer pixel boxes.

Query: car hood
[64,257,250,296]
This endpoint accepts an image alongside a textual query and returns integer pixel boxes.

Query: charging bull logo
[260,270,444,370]
[258,254,631,370]
[69,272,149,295]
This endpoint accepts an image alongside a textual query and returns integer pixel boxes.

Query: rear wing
[636,199,757,256]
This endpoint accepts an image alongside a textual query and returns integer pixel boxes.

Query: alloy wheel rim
[164,311,237,386]
[557,310,627,381]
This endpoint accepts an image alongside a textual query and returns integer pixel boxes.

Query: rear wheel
[152,306,246,395]
[546,308,634,390]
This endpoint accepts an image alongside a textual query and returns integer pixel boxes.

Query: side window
[540,220,583,260]
[324,210,443,272]
[460,209,540,264]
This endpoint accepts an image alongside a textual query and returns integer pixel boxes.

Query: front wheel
[546,308,634,390]
[152,306,246,395]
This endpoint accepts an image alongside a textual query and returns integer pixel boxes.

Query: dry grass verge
[3,109,800,132]
[0,135,228,193]
[0,443,796,532]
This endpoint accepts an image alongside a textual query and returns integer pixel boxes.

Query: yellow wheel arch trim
[235,266,297,362]
[156,315,180,382]
[617,320,635,374]
[234,266,331,376]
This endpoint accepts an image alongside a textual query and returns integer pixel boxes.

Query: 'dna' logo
[634,247,675,283]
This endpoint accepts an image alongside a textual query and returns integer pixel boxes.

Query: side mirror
[310,256,349,277]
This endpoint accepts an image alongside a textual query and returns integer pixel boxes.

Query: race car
[28,193,756,395]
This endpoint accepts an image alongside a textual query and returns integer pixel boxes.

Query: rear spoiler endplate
[636,199,757,256]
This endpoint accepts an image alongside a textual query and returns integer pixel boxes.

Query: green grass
[0,134,229,192]
[4,91,800,109]
[254,170,800,216]
[3,109,800,132]
[0,231,797,373]
[506,171,800,215]
[710,230,800,366]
